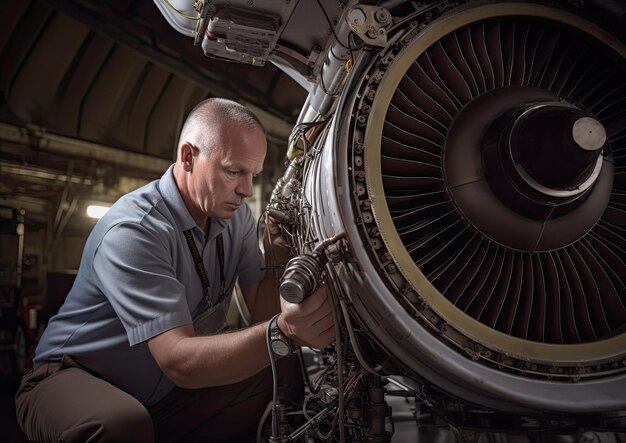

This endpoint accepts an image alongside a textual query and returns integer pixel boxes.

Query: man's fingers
[307,325,336,349]
[311,311,335,332]
[268,222,280,236]
[288,283,328,315]
[266,215,282,235]
[279,279,339,348]
[281,304,334,343]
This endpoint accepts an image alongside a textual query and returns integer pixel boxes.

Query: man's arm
[242,216,336,347]
[147,216,335,390]
[241,280,280,322]
[148,322,270,389]
[243,217,292,322]
[148,284,335,389]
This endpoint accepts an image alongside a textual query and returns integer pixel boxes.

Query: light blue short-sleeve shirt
[34,165,265,405]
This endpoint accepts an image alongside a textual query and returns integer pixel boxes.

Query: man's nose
[236,175,253,198]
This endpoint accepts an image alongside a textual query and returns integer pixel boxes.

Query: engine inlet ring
[352,2,626,376]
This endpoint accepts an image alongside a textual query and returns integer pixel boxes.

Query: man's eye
[228,170,240,176]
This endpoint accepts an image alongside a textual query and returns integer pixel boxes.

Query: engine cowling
[300,1,626,417]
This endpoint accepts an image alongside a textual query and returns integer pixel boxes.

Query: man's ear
[180,142,195,172]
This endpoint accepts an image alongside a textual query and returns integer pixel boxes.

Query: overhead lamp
[86,205,110,219]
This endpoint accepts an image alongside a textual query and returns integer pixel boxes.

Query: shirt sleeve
[93,222,192,346]
[236,206,265,287]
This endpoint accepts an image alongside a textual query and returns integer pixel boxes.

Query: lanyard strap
[183,230,225,308]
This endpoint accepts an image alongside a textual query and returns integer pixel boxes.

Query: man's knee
[16,365,155,443]
[60,400,154,443]
[106,397,154,442]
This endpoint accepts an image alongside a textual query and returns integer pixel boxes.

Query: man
[16,98,335,442]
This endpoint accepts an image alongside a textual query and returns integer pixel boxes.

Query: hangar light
[86,205,110,219]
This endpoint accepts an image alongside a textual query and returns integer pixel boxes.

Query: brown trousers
[15,355,303,443]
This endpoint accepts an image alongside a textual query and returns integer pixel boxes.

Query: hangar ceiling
[0,0,307,231]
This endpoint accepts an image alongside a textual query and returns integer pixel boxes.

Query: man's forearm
[152,321,272,389]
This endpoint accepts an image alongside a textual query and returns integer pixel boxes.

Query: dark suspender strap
[183,230,225,308]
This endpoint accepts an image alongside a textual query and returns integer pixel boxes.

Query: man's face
[190,124,266,220]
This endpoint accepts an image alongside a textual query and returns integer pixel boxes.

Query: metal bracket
[346,6,392,47]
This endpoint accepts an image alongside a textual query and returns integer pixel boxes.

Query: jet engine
[155,0,626,441]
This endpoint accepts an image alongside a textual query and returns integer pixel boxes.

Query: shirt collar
[158,165,227,239]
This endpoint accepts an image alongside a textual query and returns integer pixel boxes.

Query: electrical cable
[296,348,318,394]
[315,0,356,97]
[314,0,353,53]
[338,296,380,375]
[266,313,282,441]
[319,60,331,96]
[262,210,291,281]
[161,0,200,20]
[328,281,346,443]
[257,400,274,443]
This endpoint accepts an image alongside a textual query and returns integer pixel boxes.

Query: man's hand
[277,284,336,349]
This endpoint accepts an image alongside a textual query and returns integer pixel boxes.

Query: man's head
[173,98,267,225]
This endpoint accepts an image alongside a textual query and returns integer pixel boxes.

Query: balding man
[16,98,335,442]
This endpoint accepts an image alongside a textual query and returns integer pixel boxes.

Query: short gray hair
[178,98,265,156]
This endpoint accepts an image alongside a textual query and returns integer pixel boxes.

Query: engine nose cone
[511,104,605,197]
[573,116,607,152]
[445,93,613,252]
